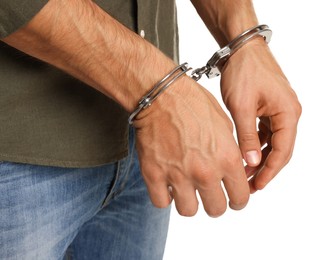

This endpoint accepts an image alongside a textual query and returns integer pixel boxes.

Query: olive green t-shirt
[0,0,179,167]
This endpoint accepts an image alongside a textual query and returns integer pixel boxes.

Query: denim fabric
[0,128,170,260]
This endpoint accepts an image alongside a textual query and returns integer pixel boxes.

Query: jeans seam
[100,161,122,208]
[101,128,136,207]
[110,137,136,200]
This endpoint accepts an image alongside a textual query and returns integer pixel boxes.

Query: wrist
[191,24,272,80]
[217,1,259,43]
[191,0,259,46]
[121,45,178,113]
[132,73,196,127]
[129,63,193,124]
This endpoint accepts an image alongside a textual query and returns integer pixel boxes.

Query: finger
[258,119,272,147]
[223,168,250,210]
[245,145,269,179]
[171,182,199,217]
[198,182,227,218]
[245,119,272,179]
[141,169,172,208]
[253,113,298,190]
[245,120,272,180]
[248,145,271,193]
[245,119,272,182]
[145,181,172,208]
[232,108,262,167]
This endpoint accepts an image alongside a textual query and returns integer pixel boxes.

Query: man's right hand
[134,76,250,217]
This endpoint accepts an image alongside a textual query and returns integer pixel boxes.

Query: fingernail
[246,150,260,165]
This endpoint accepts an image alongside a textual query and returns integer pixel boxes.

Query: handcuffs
[129,24,272,124]
[191,24,272,81]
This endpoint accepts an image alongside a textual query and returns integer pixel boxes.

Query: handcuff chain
[191,66,210,81]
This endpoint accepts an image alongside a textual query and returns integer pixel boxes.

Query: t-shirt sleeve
[0,0,49,38]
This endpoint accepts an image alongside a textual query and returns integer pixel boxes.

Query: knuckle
[221,151,243,170]
[142,167,163,184]
[295,101,302,118]
[177,205,198,217]
[282,148,293,165]
[230,194,250,210]
[144,173,162,185]
[153,200,170,209]
[239,132,259,144]
[206,204,227,218]
[149,191,171,209]
[192,169,214,188]
[167,170,184,184]
[285,99,302,122]
[254,179,267,190]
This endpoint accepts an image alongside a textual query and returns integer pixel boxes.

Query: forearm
[1,0,176,112]
[190,0,258,47]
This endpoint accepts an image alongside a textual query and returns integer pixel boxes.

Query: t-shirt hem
[0,150,129,168]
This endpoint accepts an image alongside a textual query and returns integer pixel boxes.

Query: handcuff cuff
[128,24,272,125]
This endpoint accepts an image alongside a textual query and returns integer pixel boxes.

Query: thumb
[232,111,262,167]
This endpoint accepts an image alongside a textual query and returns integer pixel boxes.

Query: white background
[164,1,323,259]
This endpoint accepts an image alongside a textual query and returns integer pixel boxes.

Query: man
[0,0,301,259]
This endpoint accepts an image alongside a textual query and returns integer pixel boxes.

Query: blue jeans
[0,128,170,260]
